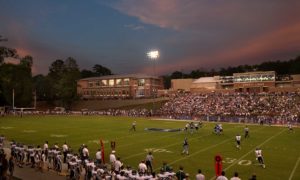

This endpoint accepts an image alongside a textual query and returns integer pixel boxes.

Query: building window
[116,79,122,85]
[136,89,145,97]
[95,81,100,86]
[138,79,145,86]
[114,90,118,96]
[109,79,114,86]
[124,78,129,85]
[88,82,93,87]
[101,80,107,86]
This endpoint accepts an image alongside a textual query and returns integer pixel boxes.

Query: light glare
[147,50,159,59]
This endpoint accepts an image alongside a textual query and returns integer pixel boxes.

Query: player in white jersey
[244,126,249,138]
[130,121,136,131]
[216,171,228,180]
[43,141,49,160]
[196,169,205,180]
[287,122,294,132]
[138,160,147,174]
[95,149,102,165]
[184,123,189,132]
[230,172,241,180]
[219,124,223,134]
[82,145,89,161]
[255,148,265,168]
[235,134,241,149]
[109,151,116,170]
[181,137,189,155]
[145,152,154,173]
[114,157,123,173]
[62,142,69,163]
[0,135,5,148]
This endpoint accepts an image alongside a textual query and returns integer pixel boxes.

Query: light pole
[147,50,159,113]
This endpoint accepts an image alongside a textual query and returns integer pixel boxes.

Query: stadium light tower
[147,50,159,76]
[147,50,159,60]
[147,50,159,113]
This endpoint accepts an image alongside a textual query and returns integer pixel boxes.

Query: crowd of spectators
[2,92,300,125]
[158,92,300,124]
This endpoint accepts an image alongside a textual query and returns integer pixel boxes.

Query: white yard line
[154,126,267,171]
[123,133,212,160]
[288,156,300,180]
[165,138,232,168]
[123,126,240,160]
[117,131,182,148]
[209,128,286,180]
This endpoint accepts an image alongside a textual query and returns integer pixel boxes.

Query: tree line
[0,46,112,108]
[162,56,300,88]
[1,44,300,108]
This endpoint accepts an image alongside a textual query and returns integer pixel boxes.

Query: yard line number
[144,148,172,153]
[223,157,252,166]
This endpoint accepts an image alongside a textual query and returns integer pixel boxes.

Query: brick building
[172,71,300,93]
[77,74,163,99]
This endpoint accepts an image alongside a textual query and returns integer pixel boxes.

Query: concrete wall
[171,79,194,91]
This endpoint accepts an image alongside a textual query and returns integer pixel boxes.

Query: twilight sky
[1,0,300,75]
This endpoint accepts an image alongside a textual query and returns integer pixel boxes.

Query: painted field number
[223,157,252,166]
[144,148,172,153]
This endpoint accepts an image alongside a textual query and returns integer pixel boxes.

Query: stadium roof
[193,77,218,84]
[79,74,160,81]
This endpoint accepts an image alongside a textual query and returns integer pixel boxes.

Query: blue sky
[1,0,300,75]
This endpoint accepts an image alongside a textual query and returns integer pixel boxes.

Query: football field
[0,115,299,179]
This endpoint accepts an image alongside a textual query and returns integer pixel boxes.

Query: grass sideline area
[0,115,299,179]
[36,97,169,111]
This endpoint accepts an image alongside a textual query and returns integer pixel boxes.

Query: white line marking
[166,138,232,167]
[123,126,246,160]
[123,133,213,160]
[162,126,266,170]
[1,126,14,129]
[50,134,68,138]
[289,157,300,180]
[117,131,181,148]
[23,130,36,133]
[209,128,286,180]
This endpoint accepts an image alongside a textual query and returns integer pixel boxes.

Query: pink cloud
[112,0,300,74]
[112,0,300,32]
[139,22,300,74]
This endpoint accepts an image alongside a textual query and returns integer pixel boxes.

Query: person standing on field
[235,134,241,149]
[62,142,69,163]
[255,147,266,168]
[244,126,249,138]
[181,138,189,155]
[130,121,136,131]
[145,152,154,173]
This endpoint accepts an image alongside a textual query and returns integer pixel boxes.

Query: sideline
[288,156,300,180]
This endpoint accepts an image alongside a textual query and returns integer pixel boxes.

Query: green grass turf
[0,115,299,179]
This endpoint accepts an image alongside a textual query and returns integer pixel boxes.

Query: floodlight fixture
[147,50,159,59]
